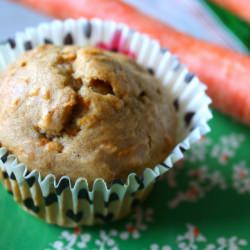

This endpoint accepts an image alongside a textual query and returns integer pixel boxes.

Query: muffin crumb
[11,98,21,108]
[29,88,40,97]
[46,141,63,153]
[20,61,27,67]
[42,89,51,100]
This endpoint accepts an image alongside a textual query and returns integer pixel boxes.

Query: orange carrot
[210,0,250,23]
[14,0,250,126]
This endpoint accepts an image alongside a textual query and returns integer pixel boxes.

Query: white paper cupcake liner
[0,18,212,227]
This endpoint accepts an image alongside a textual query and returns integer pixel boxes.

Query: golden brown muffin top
[0,45,177,184]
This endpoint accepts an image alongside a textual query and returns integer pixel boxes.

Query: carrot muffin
[0,45,177,184]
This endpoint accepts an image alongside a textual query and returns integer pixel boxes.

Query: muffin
[0,19,211,226]
[0,45,177,184]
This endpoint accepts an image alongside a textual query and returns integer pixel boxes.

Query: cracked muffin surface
[0,45,177,184]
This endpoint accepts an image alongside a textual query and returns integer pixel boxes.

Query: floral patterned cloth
[1,109,249,250]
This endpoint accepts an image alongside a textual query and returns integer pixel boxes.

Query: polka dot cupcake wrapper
[0,19,212,227]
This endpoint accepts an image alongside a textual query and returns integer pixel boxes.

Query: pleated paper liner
[0,19,212,227]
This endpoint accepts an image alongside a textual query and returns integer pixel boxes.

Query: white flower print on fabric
[203,236,247,250]
[46,228,117,250]
[168,166,226,208]
[149,243,172,250]
[46,220,248,250]
[119,207,154,240]
[46,228,91,250]
[176,224,247,250]
[119,224,140,240]
[46,207,154,250]
[177,224,206,250]
[233,161,250,194]
[186,136,212,163]
[211,133,245,165]
[94,230,119,250]
[76,234,91,249]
